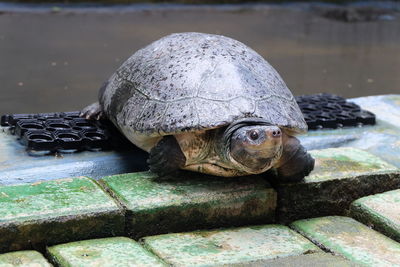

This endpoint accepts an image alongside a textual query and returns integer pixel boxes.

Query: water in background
[0,2,399,114]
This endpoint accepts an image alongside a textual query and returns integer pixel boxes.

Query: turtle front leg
[274,135,315,183]
[147,135,187,176]
[80,102,104,120]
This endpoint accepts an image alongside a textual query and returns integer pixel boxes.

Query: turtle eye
[249,130,259,140]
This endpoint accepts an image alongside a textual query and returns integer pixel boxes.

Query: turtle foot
[274,136,315,183]
[276,149,314,183]
[80,102,104,120]
[147,135,186,177]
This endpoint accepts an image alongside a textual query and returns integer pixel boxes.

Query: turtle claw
[274,135,315,183]
[80,102,104,120]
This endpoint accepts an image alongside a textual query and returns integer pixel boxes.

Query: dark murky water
[0,3,399,114]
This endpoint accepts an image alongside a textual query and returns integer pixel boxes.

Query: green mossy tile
[291,216,400,266]
[350,189,400,242]
[0,177,124,252]
[277,147,400,223]
[306,147,397,182]
[142,224,320,266]
[101,171,276,238]
[47,237,166,267]
[0,250,52,267]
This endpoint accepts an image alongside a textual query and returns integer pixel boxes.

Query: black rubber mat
[1,111,134,152]
[1,94,376,152]
[295,93,375,130]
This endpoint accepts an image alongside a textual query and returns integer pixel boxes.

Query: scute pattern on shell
[100,32,307,136]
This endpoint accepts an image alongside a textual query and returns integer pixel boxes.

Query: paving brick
[291,216,400,266]
[47,237,166,267]
[142,224,321,266]
[247,253,357,267]
[100,171,276,238]
[0,250,52,267]
[0,177,124,253]
[277,147,400,223]
[350,189,400,242]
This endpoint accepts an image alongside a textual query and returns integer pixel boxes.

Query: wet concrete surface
[0,2,399,114]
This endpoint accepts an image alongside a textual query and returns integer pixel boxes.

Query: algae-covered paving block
[350,189,400,242]
[100,171,276,238]
[291,216,400,266]
[47,237,166,267]
[0,177,124,253]
[0,250,52,267]
[277,147,400,223]
[142,224,321,266]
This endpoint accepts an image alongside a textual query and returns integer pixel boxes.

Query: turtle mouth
[228,142,283,175]
[210,163,245,174]
[184,163,249,177]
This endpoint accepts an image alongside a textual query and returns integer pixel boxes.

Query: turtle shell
[100,32,307,137]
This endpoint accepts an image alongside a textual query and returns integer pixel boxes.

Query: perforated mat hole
[21,123,44,130]
[47,123,70,129]
[57,133,80,141]
[28,134,53,142]
[84,132,106,140]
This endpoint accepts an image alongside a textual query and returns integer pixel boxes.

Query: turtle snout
[266,127,281,139]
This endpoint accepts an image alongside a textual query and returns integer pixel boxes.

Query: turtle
[81,32,314,182]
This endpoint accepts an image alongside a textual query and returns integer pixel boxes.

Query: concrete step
[1,225,354,267]
[291,216,400,266]
[0,147,398,253]
[350,189,400,242]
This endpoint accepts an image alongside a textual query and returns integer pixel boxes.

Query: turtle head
[223,120,283,174]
